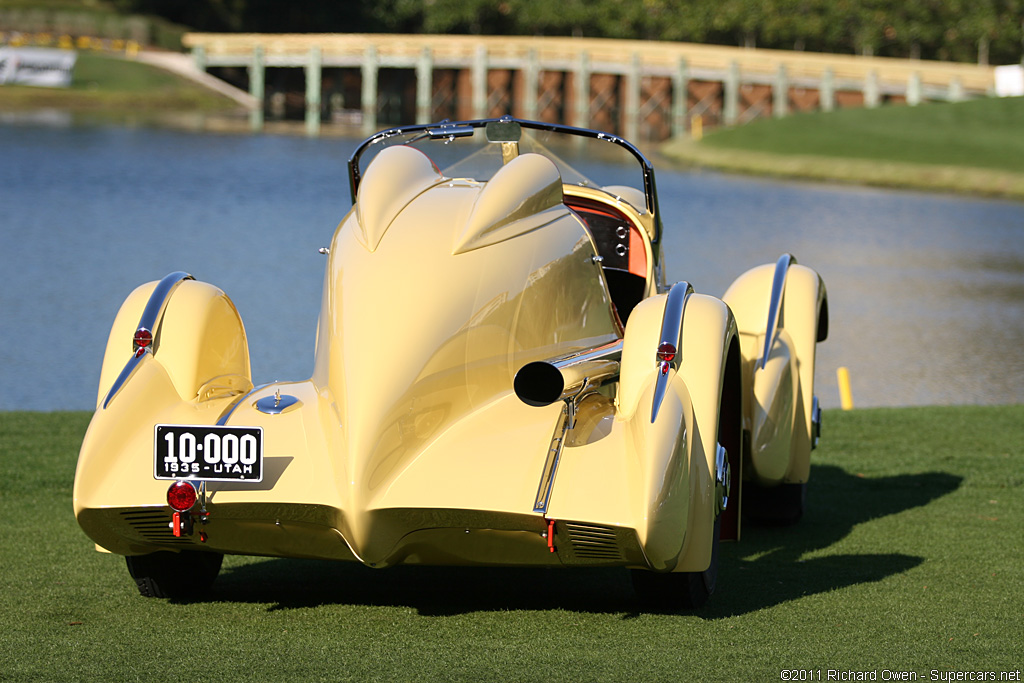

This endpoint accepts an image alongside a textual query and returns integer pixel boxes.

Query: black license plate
[155,425,263,482]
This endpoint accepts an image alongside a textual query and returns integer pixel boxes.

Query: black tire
[631,516,720,610]
[744,481,806,525]
[125,551,223,599]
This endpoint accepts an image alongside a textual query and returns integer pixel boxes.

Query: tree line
[112,0,1024,65]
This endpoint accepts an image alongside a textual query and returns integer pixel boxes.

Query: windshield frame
[347,117,663,244]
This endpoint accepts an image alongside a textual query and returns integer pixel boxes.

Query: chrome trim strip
[811,395,822,450]
[651,281,693,423]
[533,403,570,513]
[715,442,730,513]
[103,272,195,410]
[101,350,148,409]
[761,253,795,370]
[134,271,194,353]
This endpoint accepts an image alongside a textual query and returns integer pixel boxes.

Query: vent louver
[564,522,623,561]
[120,510,190,545]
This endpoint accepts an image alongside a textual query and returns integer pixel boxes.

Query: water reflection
[1,120,1022,410]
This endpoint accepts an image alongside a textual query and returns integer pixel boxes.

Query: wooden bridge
[182,33,998,140]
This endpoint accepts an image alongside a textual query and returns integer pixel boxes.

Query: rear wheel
[125,551,223,599]
[631,516,720,610]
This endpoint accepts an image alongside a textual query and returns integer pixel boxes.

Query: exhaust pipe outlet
[514,340,622,407]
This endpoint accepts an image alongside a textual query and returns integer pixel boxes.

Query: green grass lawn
[0,52,237,112]
[1,407,1021,682]
[661,97,1024,199]
[702,97,1024,172]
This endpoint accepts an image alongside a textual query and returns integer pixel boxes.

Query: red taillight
[656,342,676,363]
[167,480,198,512]
[133,328,153,350]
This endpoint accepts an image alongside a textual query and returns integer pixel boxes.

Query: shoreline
[660,136,1024,202]
[6,101,1024,203]
[5,81,1023,202]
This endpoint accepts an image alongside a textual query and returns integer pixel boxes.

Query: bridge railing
[182,32,997,138]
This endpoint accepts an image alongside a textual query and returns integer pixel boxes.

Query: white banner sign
[994,65,1024,97]
[0,47,77,88]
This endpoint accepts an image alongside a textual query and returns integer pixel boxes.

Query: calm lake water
[2,118,1023,411]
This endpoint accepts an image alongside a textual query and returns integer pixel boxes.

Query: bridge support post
[573,51,590,128]
[193,45,206,73]
[672,57,689,137]
[907,71,922,106]
[523,48,539,120]
[249,45,264,132]
[305,46,322,136]
[724,60,739,126]
[624,52,641,141]
[361,45,378,135]
[773,63,788,118]
[864,69,880,108]
[472,45,487,118]
[820,67,835,112]
[948,76,964,102]
[416,47,433,124]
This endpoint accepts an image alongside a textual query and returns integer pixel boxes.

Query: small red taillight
[133,328,153,350]
[656,342,676,363]
[167,480,198,512]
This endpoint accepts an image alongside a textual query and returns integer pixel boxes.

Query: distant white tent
[0,47,76,87]
[994,64,1024,97]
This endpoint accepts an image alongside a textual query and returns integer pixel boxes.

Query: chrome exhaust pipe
[514,340,623,407]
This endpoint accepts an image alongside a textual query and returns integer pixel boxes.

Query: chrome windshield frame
[347,117,663,244]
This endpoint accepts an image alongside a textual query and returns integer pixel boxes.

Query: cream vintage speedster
[74,118,828,608]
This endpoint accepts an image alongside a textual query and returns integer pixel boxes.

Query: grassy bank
[0,52,238,112]
[661,96,1024,200]
[1,406,1021,681]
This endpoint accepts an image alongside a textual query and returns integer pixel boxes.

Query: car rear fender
[616,290,738,572]
[723,261,828,484]
[97,276,252,409]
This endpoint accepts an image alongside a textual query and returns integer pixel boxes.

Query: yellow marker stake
[691,115,703,141]
[837,366,854,410]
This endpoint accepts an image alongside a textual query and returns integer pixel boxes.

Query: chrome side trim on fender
[761,253,795,370]
[651,281,693,423]
[135,271,194,352]
[102,271,194,409]
[715,443,730,513]
[811,395,822,449]
[101,351,148,409]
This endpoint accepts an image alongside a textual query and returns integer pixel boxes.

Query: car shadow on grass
[197,464,961,618]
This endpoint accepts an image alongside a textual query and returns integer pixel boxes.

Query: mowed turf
[1,407,1021,682]
[660,96,1024,199]
[699,96,1024,173]
[0,52,237,112]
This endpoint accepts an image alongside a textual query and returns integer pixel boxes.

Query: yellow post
[691,115,703,141]
[837,367,854,410]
